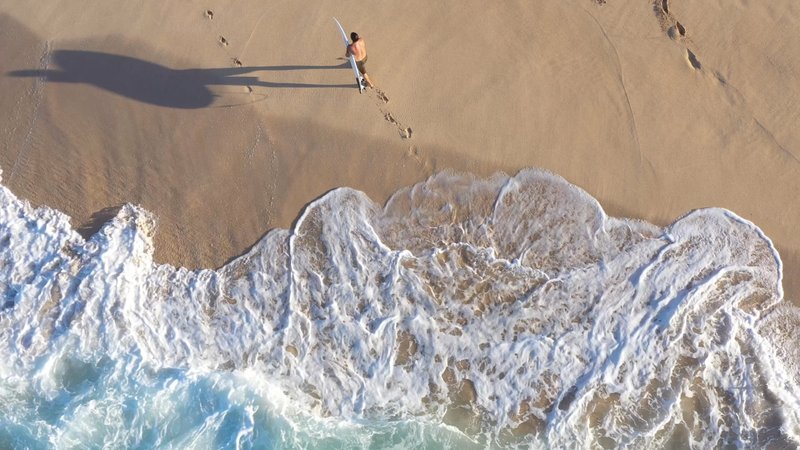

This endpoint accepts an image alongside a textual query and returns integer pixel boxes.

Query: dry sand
[0,0,798,302]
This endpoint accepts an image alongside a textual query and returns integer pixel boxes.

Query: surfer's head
[350,32,360,42]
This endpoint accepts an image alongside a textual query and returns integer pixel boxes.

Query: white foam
[0,168,796,448]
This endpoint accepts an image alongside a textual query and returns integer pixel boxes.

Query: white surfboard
[334,17,365,93]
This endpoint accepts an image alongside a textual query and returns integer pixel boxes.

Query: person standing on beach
[346,32,374,89]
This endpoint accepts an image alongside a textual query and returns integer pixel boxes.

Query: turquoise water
[0,361,480,449]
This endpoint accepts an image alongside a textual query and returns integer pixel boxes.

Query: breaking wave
[1,168,798,448]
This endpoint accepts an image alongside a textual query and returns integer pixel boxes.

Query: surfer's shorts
[357,56,367,74]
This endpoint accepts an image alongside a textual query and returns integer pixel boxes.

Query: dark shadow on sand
[7,50,353,109]
[77,205,123,240]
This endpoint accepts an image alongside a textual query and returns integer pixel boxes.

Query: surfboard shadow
[7,50,353,109]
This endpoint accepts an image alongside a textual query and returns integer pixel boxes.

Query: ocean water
[0,168,798,449]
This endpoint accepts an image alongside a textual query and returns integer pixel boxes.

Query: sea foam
[0,168,797,448]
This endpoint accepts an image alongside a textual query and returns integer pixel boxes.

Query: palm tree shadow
[7,50,353,109]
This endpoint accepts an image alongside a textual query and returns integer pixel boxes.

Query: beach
[1,0,797,300]
[1,0,799,446]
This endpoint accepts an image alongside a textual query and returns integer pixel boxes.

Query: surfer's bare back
[346,32,374,88]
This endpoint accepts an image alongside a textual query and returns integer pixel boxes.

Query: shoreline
[0,1,798,305]
[4,161,797,308]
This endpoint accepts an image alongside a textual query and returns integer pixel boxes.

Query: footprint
[653,0,680,36]
[205,10,214,20]
[219,36,229,46]
[406,145,426,166]
[676,21,686,37]
[376,95,412,141]
[651,0,704,73]
[375,89,390,103]
[382,111,413,139]
[686,49,702,70]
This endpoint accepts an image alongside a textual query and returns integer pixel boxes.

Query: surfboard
[334,17,366,93]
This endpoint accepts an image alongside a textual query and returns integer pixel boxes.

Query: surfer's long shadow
[7,50,353,109]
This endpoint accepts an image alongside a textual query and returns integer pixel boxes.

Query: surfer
[346,32,374,89]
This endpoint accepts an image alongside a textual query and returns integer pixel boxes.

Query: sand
[0,0,798,303]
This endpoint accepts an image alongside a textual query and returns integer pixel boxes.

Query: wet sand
[0,1,798,303]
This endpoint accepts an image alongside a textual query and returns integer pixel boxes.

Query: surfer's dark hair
[351,32,359,41]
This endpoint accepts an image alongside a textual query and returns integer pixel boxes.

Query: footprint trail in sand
[200,9,414,141]
[371,88,413,140]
